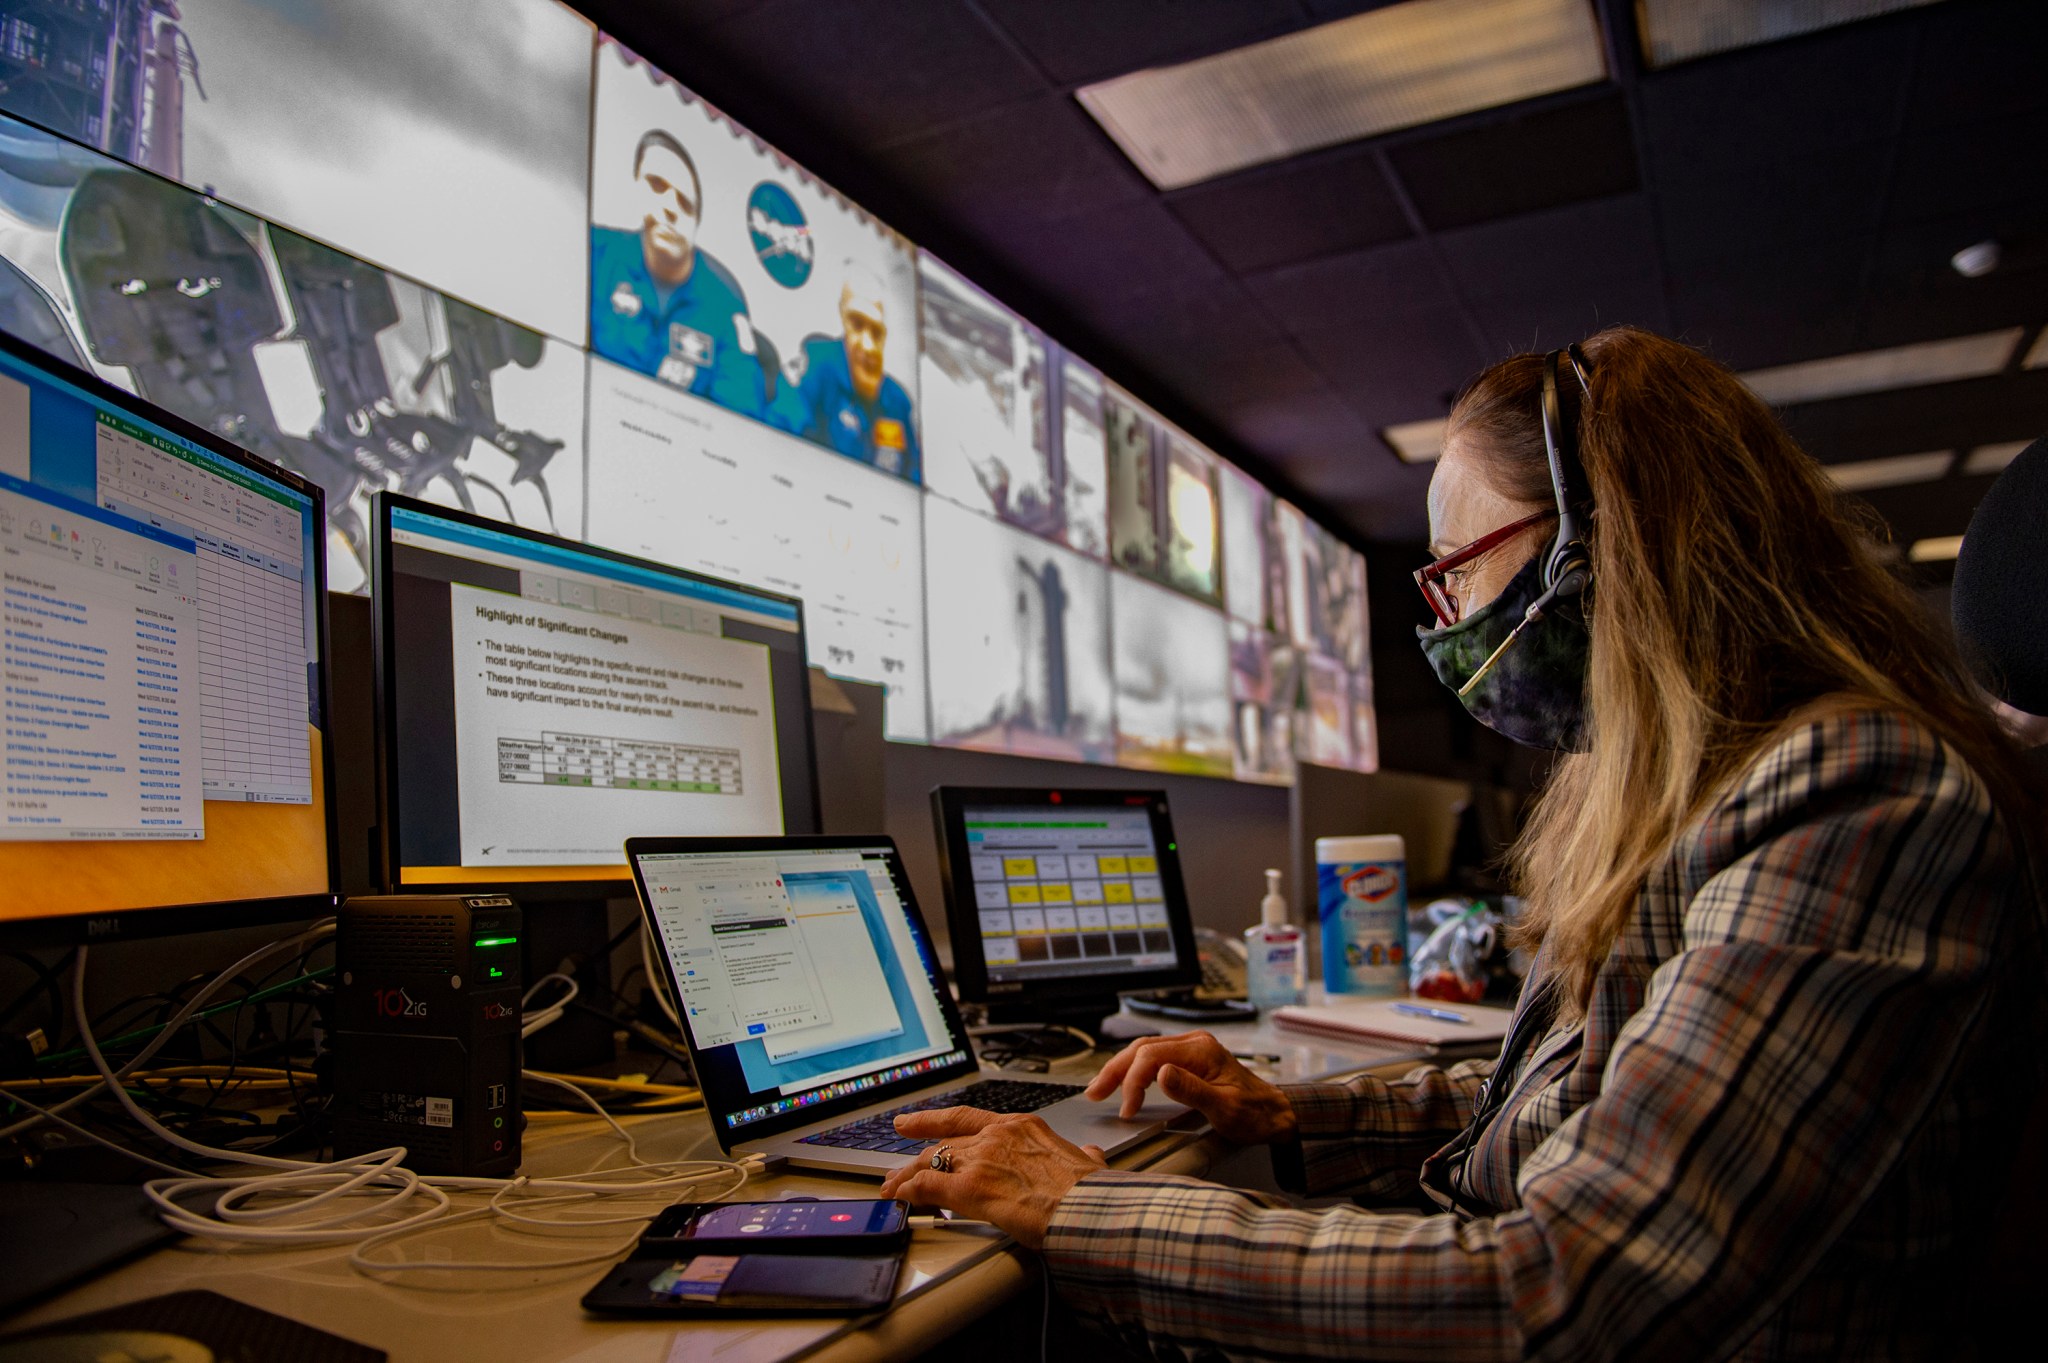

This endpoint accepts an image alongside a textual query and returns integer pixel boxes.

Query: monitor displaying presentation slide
[630,838,973,1140]
[0,331,333,939]
[374,494,818,890]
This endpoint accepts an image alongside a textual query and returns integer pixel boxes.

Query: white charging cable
[63,945,757,1276]
[520,971,579,1039]
[0,921,336,1143]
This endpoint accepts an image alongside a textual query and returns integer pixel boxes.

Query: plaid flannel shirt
[1043,709,2044,1361]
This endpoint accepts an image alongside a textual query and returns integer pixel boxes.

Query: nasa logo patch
[747,181,813,289]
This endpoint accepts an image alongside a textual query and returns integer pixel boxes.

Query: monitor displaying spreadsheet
[0,330,333,937]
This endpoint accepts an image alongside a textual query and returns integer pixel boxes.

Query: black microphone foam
[1953,434,2048,714]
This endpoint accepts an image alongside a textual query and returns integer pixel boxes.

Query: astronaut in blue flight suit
[769,265,920,481]
[589,130,766,419]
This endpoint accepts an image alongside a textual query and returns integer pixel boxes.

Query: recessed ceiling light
[1950,241,2000,278]
[1739,328,2024,407]
[1382,417,1450,463]
[1822,451,1953,492]
[1378,327,2031,464]
[1637,0,1949,69]
[1908,534,1965,563]
[1075,0,1607,191]
[1962,441,2034,477]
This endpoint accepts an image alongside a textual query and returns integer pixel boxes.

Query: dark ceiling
[571,0,2048,555]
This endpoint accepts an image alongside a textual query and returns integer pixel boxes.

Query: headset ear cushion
[1548,540,1591,597]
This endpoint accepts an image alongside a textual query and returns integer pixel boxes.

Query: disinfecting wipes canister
[1316,834,1408,995]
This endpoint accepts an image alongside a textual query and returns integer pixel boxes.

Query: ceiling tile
[1666,240,1871,371]
[1888,112,2048,226]
[708,0,1046,150]
[1849,473,2002,548]
[977,0,1304,87]
[1656,141,1891,269]
[1165,145,1411,274]
[1472,274,1672,359]
[1318,461,1438,541]
[980,197,1228,311]
[1434,193,1670,351]
[1859,216,2048,351]
[1779,370,2048,469]
[1295,304,1490,427]
[1385,93,1638,233]
[1903,0,2048,130]
[872,94,1154,230]
[1634,17,1914,179]
[1244,239,1457,336]
[1221,384,1376,461]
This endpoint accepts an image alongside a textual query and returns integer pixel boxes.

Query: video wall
[0,0,1375,782]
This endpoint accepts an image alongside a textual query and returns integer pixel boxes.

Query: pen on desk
[1231,1051,1281,1064]
[1391,1002,1469,1024]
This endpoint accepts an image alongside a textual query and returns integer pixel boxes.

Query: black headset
[1538,343,1594,603]
[1427,348,1595,1215]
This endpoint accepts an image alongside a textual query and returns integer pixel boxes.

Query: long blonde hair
[1448,327,2031,1013]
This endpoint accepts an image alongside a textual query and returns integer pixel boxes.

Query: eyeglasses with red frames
[1414,510,1557,627]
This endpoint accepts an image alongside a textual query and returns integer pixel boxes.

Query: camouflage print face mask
[1416,552,1591,752]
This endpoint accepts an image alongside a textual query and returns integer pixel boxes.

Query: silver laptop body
[626,835,1184,1177]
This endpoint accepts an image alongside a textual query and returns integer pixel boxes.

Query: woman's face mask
[1416,552,1591,751]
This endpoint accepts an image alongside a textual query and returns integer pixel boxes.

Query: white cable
[520,971,579,1039]
[0,1084,194,1177]
[0,921,334,1142]
[640,921,683,1030]
[61,938,758,1277]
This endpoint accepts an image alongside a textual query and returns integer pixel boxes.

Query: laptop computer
[625,834,1185,1176]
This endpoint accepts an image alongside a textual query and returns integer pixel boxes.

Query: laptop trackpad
[1044,1097,1184,1149]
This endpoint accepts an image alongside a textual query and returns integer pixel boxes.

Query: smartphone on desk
[583,1252,903,1316]
[640,1198,910,1256]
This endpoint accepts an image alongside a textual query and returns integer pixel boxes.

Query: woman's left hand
[878,1107,1106,1249]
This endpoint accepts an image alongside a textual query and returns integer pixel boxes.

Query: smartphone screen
[686,1200,904,1240]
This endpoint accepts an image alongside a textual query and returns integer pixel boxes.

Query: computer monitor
[930,787,1201,1027]
[372,492,819,894]
[0,330,335,944]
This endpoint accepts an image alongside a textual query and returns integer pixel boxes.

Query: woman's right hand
[1084,1030,1298,1146]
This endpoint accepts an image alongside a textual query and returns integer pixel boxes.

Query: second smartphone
[641,1199,910,1256]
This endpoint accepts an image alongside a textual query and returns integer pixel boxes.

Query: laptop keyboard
[795,1079,1085,1154]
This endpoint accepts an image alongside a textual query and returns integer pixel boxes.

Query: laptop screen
[631,840,975,1142]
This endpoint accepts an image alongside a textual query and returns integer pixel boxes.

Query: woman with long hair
[883,327,2045,1360]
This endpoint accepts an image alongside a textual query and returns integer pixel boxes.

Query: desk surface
[7,1021,1434,1363]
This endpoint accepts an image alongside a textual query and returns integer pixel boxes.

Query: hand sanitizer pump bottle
[1245,868,1306,1011]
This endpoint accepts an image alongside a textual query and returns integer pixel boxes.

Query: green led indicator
[474,936,519,948]
[488,967,504,978]
[1168,842,1177,851]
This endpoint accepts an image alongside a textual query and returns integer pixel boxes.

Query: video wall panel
[0,0,595,345]
[591,39,921,483]
[584,355,929,741]
[0,9,1379,784]
[0,110,584,596]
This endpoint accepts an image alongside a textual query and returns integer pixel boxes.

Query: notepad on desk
[1269,998,1516,1049]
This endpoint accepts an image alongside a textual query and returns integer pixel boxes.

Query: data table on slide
[494,731,744,794]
